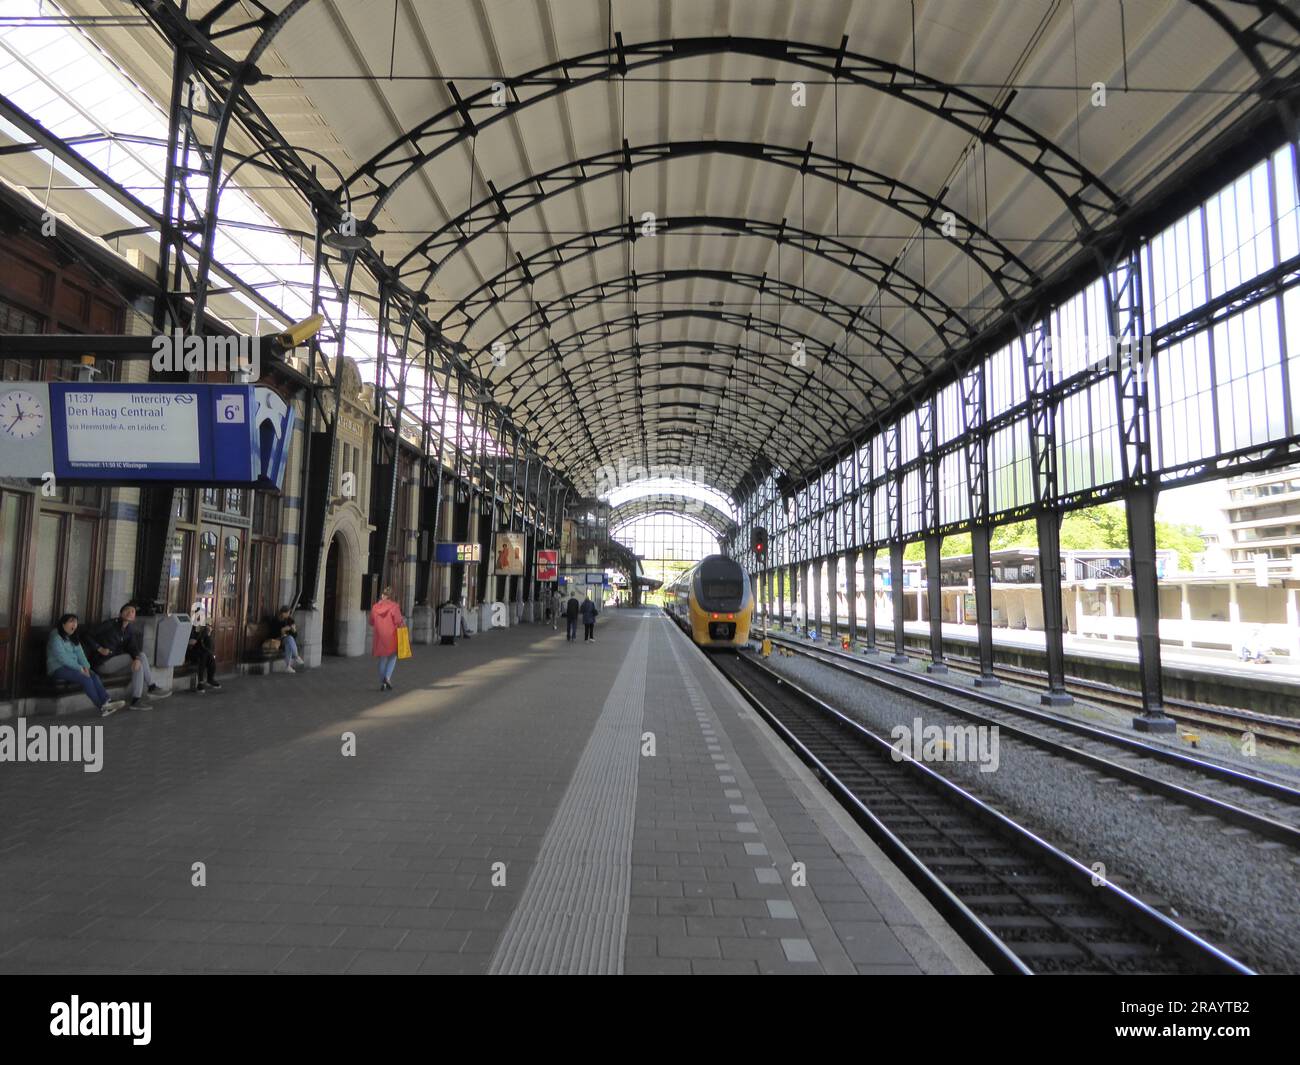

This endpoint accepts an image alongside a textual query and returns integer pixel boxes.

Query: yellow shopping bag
[396,625,412,660]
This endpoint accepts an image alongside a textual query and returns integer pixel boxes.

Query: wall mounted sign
[535,549,558,581]
[434,542,481,564]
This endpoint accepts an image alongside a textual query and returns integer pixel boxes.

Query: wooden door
[197,526,245,664]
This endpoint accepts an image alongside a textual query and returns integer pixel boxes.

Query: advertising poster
[493,531,525,575]
[535,549,558,581]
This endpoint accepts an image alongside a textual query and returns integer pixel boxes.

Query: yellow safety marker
[1181,731,1200,749]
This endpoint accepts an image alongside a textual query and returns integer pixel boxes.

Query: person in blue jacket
[580,595,599,642]
[47,613,125,716]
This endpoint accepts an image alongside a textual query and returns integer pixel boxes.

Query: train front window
[702,580,742,599]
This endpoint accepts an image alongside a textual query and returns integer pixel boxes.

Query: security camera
[274,313,325,351]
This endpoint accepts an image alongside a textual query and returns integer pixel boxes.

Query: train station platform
[0,606,982,975]
[771,614,1300,715]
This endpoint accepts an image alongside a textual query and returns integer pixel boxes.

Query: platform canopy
[60,0,1298,498]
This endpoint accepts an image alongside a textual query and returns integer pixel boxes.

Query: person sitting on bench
[83,603,172,710]
[47,613,125,717]
[186,618,222,692]
[273,606,306,673]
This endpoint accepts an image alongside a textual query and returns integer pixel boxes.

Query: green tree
[898,503,1204,570]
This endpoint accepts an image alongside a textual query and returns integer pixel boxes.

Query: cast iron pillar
[1035,512,1073,706]
[889,543,908,663]
[863,547,878,653]
[924,537,947,673]
[845,550,858,643]
[970,524,999,686]
[1127,487,1176,732]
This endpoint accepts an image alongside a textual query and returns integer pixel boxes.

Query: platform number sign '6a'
[216,393,246,424]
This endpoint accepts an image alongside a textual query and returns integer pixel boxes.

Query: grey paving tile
[655,935,721,960]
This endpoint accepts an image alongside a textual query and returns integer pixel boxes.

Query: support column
[971,525,999,686]
[1035,512,1073,705]
[800,562,810,633]
[812,561,823,634]
[827,555,839,638]
[863,547,878,653]
[1126,488,1175,732]
[889,544,908,663]
[777,564,786,628]
[845,550,858,642]
[925,536,947,673]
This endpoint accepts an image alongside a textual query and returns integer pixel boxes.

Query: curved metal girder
[490,307,878,424]
[519,369,822,476]
[344,35,1121,230]
[506,339,850,480]
[438,215,959,375]
[1187,1,1300,85]
[483,269,910,384]
[396,139,1035,301]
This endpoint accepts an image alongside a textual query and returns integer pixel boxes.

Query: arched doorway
[322,534,340,655]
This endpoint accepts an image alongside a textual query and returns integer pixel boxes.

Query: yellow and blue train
[664,554,754,648]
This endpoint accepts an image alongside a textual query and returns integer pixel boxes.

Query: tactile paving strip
[487,622,649,974]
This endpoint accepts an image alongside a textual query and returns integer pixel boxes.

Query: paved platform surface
[0,607,983,975]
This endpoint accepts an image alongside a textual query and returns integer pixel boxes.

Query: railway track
[763,633,1300,843]
[711,651,1256,975]
[772,623,1300,747]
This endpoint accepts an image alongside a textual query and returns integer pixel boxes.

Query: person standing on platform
[552,586,564,631]
[47,614,125,716]
[370,586,404,691]
[84,603,171,710]
[581,594,599,642]
[564,592,580,642]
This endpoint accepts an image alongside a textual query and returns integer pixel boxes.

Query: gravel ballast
[757,648,1300,973]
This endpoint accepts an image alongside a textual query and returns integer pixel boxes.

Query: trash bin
[439,604,459,645]
[155,614,194,667]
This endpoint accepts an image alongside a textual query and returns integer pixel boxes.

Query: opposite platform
[0,606,983,975]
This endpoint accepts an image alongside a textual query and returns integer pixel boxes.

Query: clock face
[0,390,45,440]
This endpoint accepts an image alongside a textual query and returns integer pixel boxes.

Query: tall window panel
[1213,299,1285,452]
[1153,333,1216,470]
[1205,159,1275,299]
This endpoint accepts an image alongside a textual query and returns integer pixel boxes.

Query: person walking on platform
[581,595,599,643]
[47,614,125,716]
[564,592,580,642]
[273,606,306,673]
[551,586,563,631]
[84,603,171,710]
[370,586,404,691]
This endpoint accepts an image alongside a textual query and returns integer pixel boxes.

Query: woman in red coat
[370,586,404,691]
